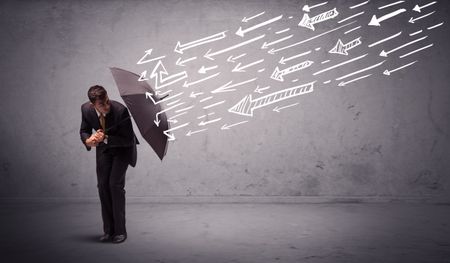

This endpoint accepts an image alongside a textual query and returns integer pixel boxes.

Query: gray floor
[1,201,450,263]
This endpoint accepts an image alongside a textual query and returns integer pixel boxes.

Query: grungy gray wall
[0,0,449,199]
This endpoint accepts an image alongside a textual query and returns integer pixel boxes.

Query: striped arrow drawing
[329,37,362,56]
[228,81,315,117]
[298,8,339,31]
[270,60,314,81]
[174,31,227,54]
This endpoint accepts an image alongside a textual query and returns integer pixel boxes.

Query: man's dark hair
[88,85,107,103]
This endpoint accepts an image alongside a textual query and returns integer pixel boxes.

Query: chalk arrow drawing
[211,78,257,93]
[154,102,185,127]
[409,11,435,23]
[204,34,265,60]
[176,56,196,67]
[383,60,417,75]
[279,51,311,64]
[150,60,187,90]
[413,1,436,13]
[199,117,222,126]
[254,85,270,94]
[261,35,293,49]
[189,91,204,98]
[302,1,328,12]
[137,49,165,65]
[227,53,246,63]
[338,74,372,86]
[138,70,149,81]
[273,103,299,113]
[164,122,190,141]
[228,81,315,117]
[270,60,314,82]
[198,65,218,74]
[379,35,427,57]
[299,8,339,31]
[183,72,220,88]
[186,128,207,136]
[236,15,283,37]
[242,11,265,22]
[174,31,227,54]
[329,37,362,55]
[232,59,264,73]
[221,120,249,130]
[368,8,406,26]
[145,91,184,105]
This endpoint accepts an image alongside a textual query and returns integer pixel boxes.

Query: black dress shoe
[112,234,127,243]
[99,233,112,242]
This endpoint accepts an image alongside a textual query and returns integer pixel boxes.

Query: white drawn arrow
[198,65,218,74]
[183,72,220,88]
[138,70,149,81]
[299,8,339,31]
[232,59,264,73]
[174,31,227,54]
[242,11,265,22]
[368,8,406,26]
[254,85,270,94]
[228,81,315,117]
[221,120,249,130]
[154,102,185,127]
[409,11,435,23]
[236,15,283,37]
[273,103,299,112]
[211,78,257,93]
[186,128,207,136]
[279,51,311,64]
[204,34,265,60]
[137,49,165,65]
[261,35,293,49]
[227,53,246,63]
[189,91,204,98]
[168,112,188,124]
[270,60,314,82]
[145,91,184,105]
[176,56,197,67]
[149,60,187,90]
[329,37,362,56]
[413,1,436,12]
[302,1,328,12]
[164,122,190,141]
[379,35,427,57]
[383,60,417,75]
[199,117,222,126]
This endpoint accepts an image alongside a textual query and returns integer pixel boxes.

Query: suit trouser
[96,146,129,235]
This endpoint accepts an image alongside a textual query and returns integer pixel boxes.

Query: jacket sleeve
[80,105,92,151]
[106,107,134,148]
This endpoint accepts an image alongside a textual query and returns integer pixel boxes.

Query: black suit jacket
[80,100,139,167]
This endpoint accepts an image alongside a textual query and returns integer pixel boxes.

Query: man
[79,85,139,243]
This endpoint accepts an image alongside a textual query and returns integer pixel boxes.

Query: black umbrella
[109,67,169,160]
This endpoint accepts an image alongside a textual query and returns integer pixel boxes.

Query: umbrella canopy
[110,67,169,160]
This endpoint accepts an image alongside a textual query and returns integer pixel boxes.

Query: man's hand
[85,135,99,147]
[94,129,105,142]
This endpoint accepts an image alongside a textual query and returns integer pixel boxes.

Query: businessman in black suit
[80,85,139,243]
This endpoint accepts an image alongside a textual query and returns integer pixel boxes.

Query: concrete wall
[0,0,449,199]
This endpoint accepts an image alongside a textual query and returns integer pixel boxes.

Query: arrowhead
[174,41,183,54]
[204,49,214,60]
[383,69,390,76]
[189,92,196,98]
[198,66,206,74]
[329,39,347,55]
[338,82,345,87]
[273,106,280,113]
[298,14,315,30]
[270,67,284,82]
[236,27,245,37]
[261,42,269,49]
[254,85,262,94]
[165,131,175,141]
[227,56,235,63]
[242,17,249,23]
[232,63,244,73]
[183,81,189,88]
[221,124,230,130]
[150,60,168,78]
[198,121,205,126]
[211,80,233,94]
[368,15,380,26]
[145,92,153,99]
[176,57,185,67]
[379,50,388,57]
[279,57,286,64]
[228,95,254,116]
[137,49,153,64]
[186,130,192,136]
[268,48,276,55]
[138,70,148,81]
[413,5,421,12]
[302,5,310,12]
[154,119,161,127]
[408,17,415,23]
